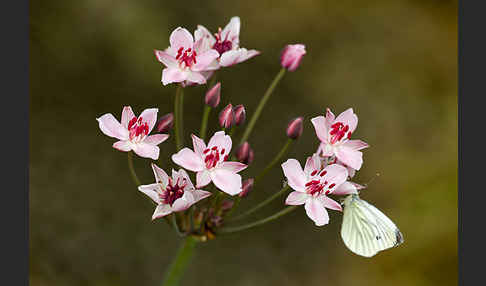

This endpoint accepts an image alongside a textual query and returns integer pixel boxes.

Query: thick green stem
[174,86,184,151]
[127,151,141,186]
[199,105,211,140]
[230,185,290,221]
[255,138,293,183]
[219,206,297,234]
[161,236,198,286]
[239,68,286,144]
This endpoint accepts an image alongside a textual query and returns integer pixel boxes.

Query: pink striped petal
[172,148,205,172]
[210,168,242,195]
[97,113,128,140]
[192,189,212,203]
[335,108,358,134]
[335,147,363,171]
[281,159,306,192]
[221,16,240,46]
[192,50,220,72]
[320,196,342,211]
[152,204,172,220]
[121,106,136,129]
[113,140,131,152]
[191,134,207,157]
[219,161,247,173]
[171,192,195,212]
[342,139,369,151]
[151,163,169,187]
[169,27,193,50]
[132,143,159,160]
[311,116,328,142]
[207,131,232,154]
[305,198,329,226]
[186,71,206,84]
[139,108,158,133]
[144,134,169,146]
[154,50,178,68]
[162,68,187,85]
[196,170,211,188]
[138,183,161,203]
[285,191,308,205]
[332,181,359,196]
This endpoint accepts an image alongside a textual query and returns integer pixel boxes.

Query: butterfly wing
[341,194,404,257]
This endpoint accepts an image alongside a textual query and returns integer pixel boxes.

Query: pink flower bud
[239,178,254,198]
[236,142,254,164]
[280,44,306,72]
[286,116,304,139]
[156,113,174,133]
[233,104,246,126]
[219,103,235,129]
[205,82,221,108]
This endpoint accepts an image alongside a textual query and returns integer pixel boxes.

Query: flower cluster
[96,15,367,240]
[282,108,368,226]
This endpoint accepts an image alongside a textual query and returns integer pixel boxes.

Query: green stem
[254,138,293,183]
[174,86,184,151]
[161,236,197,286]
[199,105,211,140]
[224,196,241,219]
[127,151,141,186]
[239,68,286,145]
[172,213,184,237]
[219,206,297,234]
[230,185,290,221]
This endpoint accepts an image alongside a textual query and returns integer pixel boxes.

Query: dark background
[30,0,457,285]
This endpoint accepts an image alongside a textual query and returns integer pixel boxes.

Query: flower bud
[239,178,254,198]
[236,142,254,164]
[286,116,304,139]
[156,113,174,133]
[219,103,235,129]
[233,104,246,126]
[205,82,221,108]
[280,44,306,72]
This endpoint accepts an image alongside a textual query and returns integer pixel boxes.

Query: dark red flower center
[329,122,351,144]
[128,116,149,141]
[159,177,187,206]
[212,28,233,55]
[305,169,335,196]
[203,146,228,169]
[176,47,197,68]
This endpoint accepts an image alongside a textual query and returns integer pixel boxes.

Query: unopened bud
[233,104,246,126]
[239,178,254,198]
[280,44,306,72]
[286,116,304,139]
[219,103,235,129]
[156,113,174,133]
[205,82,221,108]
[236,142,254,164]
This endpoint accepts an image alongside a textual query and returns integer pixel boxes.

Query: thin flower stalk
[229,185,290,221]
[239,68,286,144]
[161,236,198,286]
[254,138,293,183]
[219,206,297,234]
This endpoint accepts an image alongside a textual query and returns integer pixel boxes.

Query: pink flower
[280,44,306,71]
[138,164,211,220]
[194,16,260,67]
[282,154,348,226]
[311,108,369,171]
[171,131,247,195]
[97,106,169,160]
[154,27,220,86]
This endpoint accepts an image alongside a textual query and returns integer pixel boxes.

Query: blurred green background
[30,0,457,285]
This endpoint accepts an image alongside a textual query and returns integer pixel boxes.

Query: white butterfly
[341,194,404,257]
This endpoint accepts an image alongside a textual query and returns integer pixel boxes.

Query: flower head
[138,164,211,220]
[194,16,260,68]
[155,27,220,86]
[97,106,169,160]
[219,103,235,129]
[311,108,369,170]
[280,44,306,71]
[156,113,174,133]
[172,131,247,195]
[234,104,246,126]
[282,154,348,226]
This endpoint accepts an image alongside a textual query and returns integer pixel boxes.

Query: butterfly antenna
[364,173,380,187]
